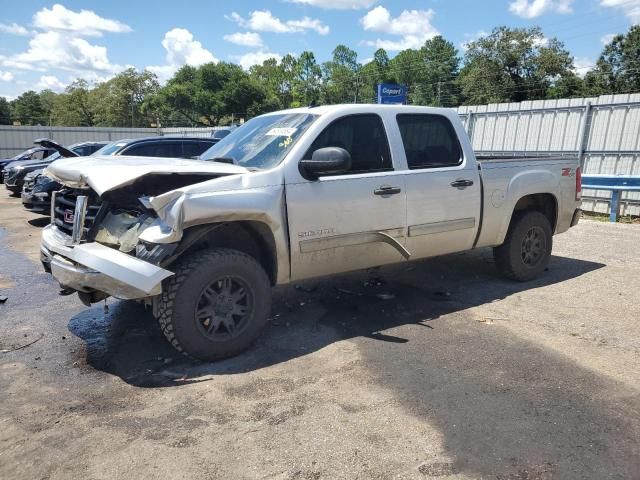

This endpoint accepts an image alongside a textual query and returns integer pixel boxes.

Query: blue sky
[0,0,638,99]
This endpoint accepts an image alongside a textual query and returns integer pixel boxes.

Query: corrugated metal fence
[0,126,219,157]
[457,93,640,216]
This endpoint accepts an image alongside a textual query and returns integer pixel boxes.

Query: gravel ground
[0,190,639,480]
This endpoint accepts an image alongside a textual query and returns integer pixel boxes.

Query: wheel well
[512,193,558,232]
[174,221,278,285]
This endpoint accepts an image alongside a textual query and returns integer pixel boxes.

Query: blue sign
[377,83,407,105]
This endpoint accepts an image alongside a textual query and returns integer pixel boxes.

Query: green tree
[418,36,461,107]
[293,51,322,106]
[459,27,574,104]
[91,68,160,127]
[320,45,361,104]
[155,62,273,126]
[359,48,393,103]
[389,48,425,104]
[12,90,47,125]
[0,97,11,125]
[584,25,640,95]
[52,80,96,126]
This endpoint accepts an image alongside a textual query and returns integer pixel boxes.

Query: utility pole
[437,80,442,107]
[130,91,134,128]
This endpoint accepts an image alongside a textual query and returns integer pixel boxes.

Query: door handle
[374,185,402,196]
[450,179,474,188]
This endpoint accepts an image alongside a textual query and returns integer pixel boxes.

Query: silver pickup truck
[41,105,582,360]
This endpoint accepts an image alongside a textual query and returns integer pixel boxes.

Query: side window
[182,140,213,158]
[31,150,46,160]
[396,114,462,169]
[305,114,392,174]
[122,141,182,158]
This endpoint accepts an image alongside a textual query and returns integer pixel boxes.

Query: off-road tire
[157,248,271,361]
[493,211,553,282]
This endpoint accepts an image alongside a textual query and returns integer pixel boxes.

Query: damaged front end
[41,167,241,305]
[42,186,176,305]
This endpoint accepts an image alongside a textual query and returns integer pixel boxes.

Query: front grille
[4,169,19,186]
[23,178,35,193]
[53,188,102,239]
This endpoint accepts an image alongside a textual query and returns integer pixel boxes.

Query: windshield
[199,113,318,169]
[14,148,39,160]
[93,141,127,156]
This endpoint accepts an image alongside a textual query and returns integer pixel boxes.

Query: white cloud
[234,51,282,70]
[600,0,640,23]
[600,33,617,44]
[33,3,131,37]
[226,10,329,35]
[1,31,123,73]
[460,30,489,51]
[287,17,330,35]
[0,23,31,36]
[361,6,439,51]
[0,71,14,82]
[287,0,376,9]
[574,57,594,77]
[147,28,217,83]
[224,31,264,47]
[509,0,573,18]
[36,75,67,92]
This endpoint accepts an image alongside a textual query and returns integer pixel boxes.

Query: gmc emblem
[64,209,74,223]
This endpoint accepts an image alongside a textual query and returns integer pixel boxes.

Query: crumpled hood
[44,155,248,196]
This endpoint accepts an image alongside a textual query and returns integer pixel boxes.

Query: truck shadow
[67,249,605,389]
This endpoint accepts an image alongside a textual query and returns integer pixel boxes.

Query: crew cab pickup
[41,105,582,360]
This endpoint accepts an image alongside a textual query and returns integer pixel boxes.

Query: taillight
[575,166,582,201]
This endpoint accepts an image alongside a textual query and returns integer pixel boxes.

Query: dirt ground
[1,189,639,480]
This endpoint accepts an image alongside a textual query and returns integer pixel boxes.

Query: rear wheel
[157,248,271,361]
[493,211,552,282]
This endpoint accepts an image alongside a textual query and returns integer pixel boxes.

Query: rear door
[286,114,408,281]
[397,113,481,259]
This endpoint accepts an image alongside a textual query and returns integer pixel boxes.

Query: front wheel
[157,248,272,361]
[493,211,553,282]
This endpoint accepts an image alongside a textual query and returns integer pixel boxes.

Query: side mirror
[299,147,351,180]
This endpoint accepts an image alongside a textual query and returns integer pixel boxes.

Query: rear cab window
[305,114,392,174]
[396,114,462,169]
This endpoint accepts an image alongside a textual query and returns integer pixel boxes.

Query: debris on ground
[376,293,395,300]
[0,295,7,303]
[294,284,317,293]
[335,287,356,295]
[432,290,452,301]
[0,334,43,353]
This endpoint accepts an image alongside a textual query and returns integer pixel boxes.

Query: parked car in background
[40,104,582,361]
[3,140,106,195]
[210,127,237,143]
[93,136,217,158]
[21,136,217,213]
[0,146,56,183]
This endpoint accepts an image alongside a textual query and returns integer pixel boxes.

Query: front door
[286,114,408,281]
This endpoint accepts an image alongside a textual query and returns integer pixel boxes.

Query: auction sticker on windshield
[266,127,297,136]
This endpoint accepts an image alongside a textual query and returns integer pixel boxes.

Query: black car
[93,135,217,158]
[22,136,216,214]
[0,146,56,183]
[4,140,106,196]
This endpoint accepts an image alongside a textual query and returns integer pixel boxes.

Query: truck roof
[265,103,457,117]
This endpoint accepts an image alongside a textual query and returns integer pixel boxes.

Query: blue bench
[581,174,640,222]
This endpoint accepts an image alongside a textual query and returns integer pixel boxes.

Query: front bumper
[22,190,51,213]
[41,224,173,300]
